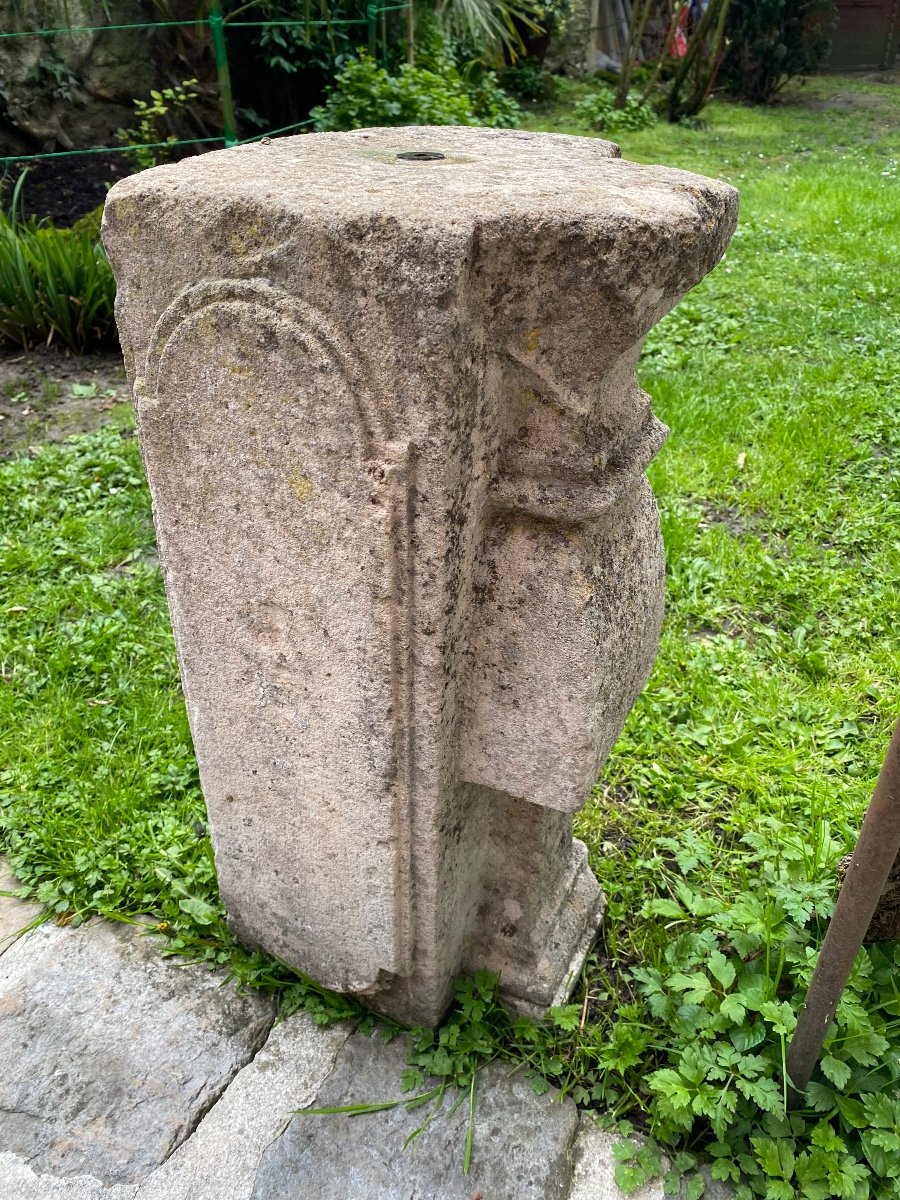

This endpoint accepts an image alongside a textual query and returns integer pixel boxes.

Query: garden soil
[0,348,132,458]
[1,152,135,226]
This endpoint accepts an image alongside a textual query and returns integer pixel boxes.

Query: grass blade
[462,1072,476,1175]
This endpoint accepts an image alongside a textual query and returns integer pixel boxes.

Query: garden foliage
[115,79,200,171]
[574,85,656,133]
[311,51,519,130]
[500,55,556,101]
[0,192,116,352]
[213,0,546,132]
[721,0,837,104]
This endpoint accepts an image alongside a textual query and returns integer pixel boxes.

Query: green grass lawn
[1,74,899,1198]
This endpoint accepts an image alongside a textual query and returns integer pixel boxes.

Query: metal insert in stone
[396,150,446,161]
[102,125,738,1028]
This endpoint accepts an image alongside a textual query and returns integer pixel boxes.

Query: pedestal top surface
[109,125,735,229]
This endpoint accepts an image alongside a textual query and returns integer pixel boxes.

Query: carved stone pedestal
[104,126,737,1026]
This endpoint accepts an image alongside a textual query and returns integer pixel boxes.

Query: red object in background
[670,4,691,56]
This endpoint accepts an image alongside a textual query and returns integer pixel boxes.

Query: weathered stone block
[103,126,737,1025]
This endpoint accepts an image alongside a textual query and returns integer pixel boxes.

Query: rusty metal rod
[786,718,900,1102]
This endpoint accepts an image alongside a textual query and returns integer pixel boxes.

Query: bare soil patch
[0,348,131,458]
[1,153,135,226]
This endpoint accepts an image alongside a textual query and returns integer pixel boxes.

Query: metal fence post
[209,0,239,147]
[786,718,900,1103]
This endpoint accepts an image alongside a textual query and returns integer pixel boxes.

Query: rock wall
[0,0,158,155]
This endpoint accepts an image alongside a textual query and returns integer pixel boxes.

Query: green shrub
[0,192,116,353]
[413,21,524,127]
[720,0,837,104]
[574,85,656,133]
[500,56,556,102]
[461,61,523,126]
[115,79,200,171]
[310,52,519,131]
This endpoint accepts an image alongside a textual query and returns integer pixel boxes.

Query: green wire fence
[0,0,410,168]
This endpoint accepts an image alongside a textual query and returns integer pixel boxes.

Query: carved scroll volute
[457,227,677,812]
[138,280,413,992]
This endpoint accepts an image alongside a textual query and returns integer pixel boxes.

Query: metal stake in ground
[786,718,900,1101]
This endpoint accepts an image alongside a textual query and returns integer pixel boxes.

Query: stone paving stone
[0,859,44,959]
[251,1029,581,1200]
[0,1000,348,1200]
[570,1117,732,1200]
[0,911,733,1200]
[0,919,276,1187]
[0,1156,136,1200]
[133,1014,350,1200]
[569,1119,664,1200]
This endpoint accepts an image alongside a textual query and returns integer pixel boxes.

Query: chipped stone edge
[0,858,45,960]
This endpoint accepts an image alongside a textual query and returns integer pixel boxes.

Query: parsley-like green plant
[574,85,656,134]
[628,871,900,1197]
[535,819,900,1199]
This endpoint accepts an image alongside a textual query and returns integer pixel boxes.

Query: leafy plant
[0,184,116,353]
[311,51,519,130]
[457,59,523,125]
[409,18,523,124]
[220,0,373,80]
[115,78,200,170]
[433,0,547,60]
[574,85,656,133]
[612,821,900,1198]
[720,0,837,104]
[501,55,556,101]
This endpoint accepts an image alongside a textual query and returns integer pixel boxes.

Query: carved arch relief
[138,279,414,992]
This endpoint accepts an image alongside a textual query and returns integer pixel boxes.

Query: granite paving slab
[0,895,731,1200]
[132,1013,350,1200]
[0,919,276,1186]
[251,1030,581,1200]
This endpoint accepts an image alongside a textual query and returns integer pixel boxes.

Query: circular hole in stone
[396,151,446,162]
